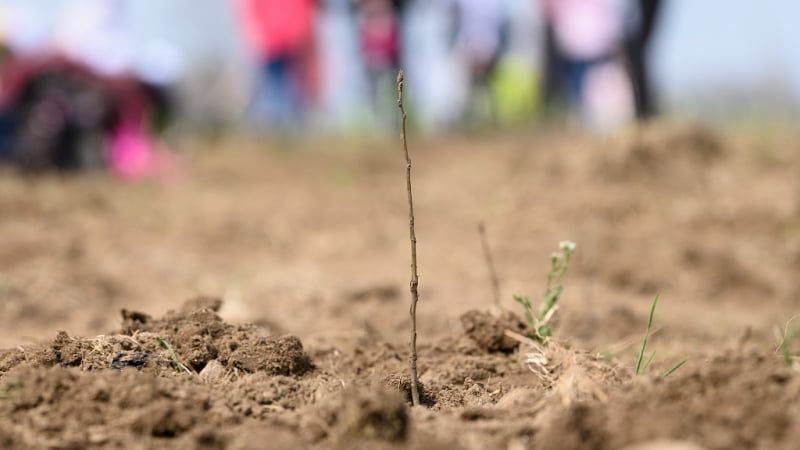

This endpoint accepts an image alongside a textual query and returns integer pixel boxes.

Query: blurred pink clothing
[236,0,315,59]
[108,121,181,181]
[109,122,154,179]
[545,0,623,61]
[358,0,400,71]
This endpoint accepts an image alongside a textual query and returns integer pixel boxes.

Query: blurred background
[0,0,798,176]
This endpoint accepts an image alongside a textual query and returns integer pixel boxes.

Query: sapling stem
[397,70,421,407]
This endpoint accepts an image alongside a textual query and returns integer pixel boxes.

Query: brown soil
[1,122,799,449]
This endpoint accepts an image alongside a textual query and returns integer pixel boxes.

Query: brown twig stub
[478,222,501,306]
[397,70,421,407]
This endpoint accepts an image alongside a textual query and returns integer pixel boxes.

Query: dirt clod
[460,310,527,353]
[110,351,150,370]
[337,388,409,444]
[226,335,312,376]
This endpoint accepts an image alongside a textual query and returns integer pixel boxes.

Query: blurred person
[0,56,116,171]
[354,0,403,129]
[48,0,133,171]
[485,0,540,124]
[315,0,364,131]
[50,0,183,178]
[0,3,53,161]
[540,0,631,127]
[132,41,184,136]
[0,0,184,176]
[0,43,18,160]
[105,44,185,180]
[446,0,509,123]
[624,0,664,120]
[399,0,465,130]
[539,11,569,116]
[234,0,318,132]
[0,0,116,170]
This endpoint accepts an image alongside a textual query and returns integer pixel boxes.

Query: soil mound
[596,123,727,184]
[535,351,800,450]
[0,297,312,377]
[460,309,528,353]
[0,299,321,448]
[0,365,234,448]
[1,299,798,449]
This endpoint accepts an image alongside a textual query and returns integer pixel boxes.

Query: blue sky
[653,0,800,104]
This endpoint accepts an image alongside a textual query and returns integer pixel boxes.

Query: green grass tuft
[635,294,687,377]
[157,338,189,373]
[635,294,659,376]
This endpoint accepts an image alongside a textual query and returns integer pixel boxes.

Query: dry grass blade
[505,329,552,383]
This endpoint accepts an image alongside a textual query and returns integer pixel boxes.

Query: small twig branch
[478,221,501,306]
[397,70,421,407]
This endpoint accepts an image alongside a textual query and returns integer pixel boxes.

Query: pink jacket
[236,0,315,59]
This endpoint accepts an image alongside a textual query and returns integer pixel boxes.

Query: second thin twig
[478,221,501,306]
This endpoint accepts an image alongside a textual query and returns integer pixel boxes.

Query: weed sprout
[514,240,575,342]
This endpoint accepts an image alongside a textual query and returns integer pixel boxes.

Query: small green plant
[157,338,190,373]
[514,240,575,342]
[634,294,687,378]
[774,315,800,370]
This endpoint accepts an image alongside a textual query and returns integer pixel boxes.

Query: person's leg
[627,0,663,120]
[286,51,310,130]
[541,21,569,116]
[483,52,503,124]
[625,37,647,120]
[566,59,590,109]
[640,0,663,44]
[258,56,294,130]
[0,113,15,161]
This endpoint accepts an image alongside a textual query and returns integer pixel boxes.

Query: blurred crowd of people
[236,0,664,133]
[0,0,665,173]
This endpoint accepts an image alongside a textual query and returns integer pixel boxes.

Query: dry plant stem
[478,222,501,306]
[397,70,421,407]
